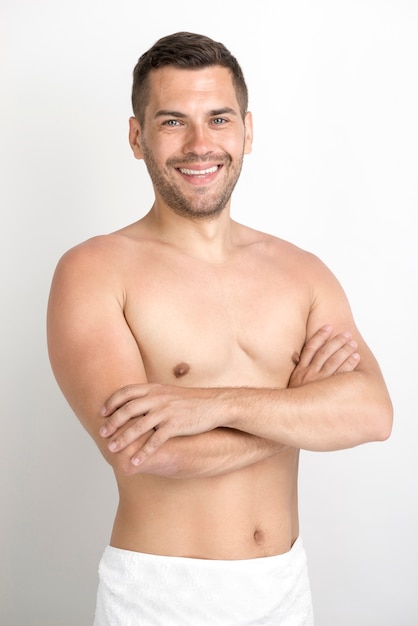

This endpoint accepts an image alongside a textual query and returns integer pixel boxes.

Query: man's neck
[142,202,238,263]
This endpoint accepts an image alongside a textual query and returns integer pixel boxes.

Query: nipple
[291,351,300,365]
[173,362,190,378]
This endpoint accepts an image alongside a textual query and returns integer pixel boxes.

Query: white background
[2,1,417,624]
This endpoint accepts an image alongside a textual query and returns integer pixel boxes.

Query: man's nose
[182,124,214,156]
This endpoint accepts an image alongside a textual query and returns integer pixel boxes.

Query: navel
[173,362,190,378]
[253,528,265,545]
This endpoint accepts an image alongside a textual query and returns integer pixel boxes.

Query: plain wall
[2,1,417,624]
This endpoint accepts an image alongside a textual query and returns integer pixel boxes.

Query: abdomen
[111,448,300,559]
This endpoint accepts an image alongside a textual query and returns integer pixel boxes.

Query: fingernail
[322,324,332,332]
[108,441,118,452]
[100,426,107,437]
[131,457,141,466]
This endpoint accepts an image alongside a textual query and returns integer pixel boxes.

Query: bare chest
[124,253,310,387]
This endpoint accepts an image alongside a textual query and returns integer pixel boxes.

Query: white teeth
[179,165,218,176]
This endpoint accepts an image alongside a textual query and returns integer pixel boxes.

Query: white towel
[93,537,314,625]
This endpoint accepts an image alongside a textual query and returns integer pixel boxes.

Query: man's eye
[212,118,227,125]
[164,120,181,126]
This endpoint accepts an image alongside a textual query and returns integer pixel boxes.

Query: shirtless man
[47,32,393,625]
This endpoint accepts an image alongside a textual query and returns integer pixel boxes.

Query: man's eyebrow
[154,110,187,119]
[208,107,238,117]
[153,107,238,119]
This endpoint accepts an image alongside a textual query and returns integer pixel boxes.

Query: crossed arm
[99,325,391,471]
[95,327,364,477]
[99,327,363,476]
[47,241,393,479]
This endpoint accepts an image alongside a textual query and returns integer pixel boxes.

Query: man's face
[129,65,253,220]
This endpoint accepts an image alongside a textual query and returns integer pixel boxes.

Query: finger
[308,332,355,372]
[107,417,147,452]
[105,409,161,451]
[100,397,152,438]
[297,325,333,367]
[100,383,151,416]
[311,335,357,378]
[131,429,169,467]
[104,421,152,455]
[334,351,361,373]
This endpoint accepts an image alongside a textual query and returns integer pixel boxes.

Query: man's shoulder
[235,222,321,266]
[57,229,143,268]
[51,233,140,296]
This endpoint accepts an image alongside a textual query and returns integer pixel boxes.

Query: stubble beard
[140,137,245,220]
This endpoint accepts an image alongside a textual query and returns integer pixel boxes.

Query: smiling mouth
[178,165,220,176]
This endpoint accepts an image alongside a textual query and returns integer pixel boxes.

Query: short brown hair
[132,32,248,125]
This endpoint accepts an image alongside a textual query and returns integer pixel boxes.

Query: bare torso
[106,218,311,559]
[47,61,391,567]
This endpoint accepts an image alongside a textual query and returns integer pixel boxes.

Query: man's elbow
[368,396,393,443]
[375,409,393,442]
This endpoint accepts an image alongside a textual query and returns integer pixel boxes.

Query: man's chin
[166,190,229,220]
[170,203,226,221]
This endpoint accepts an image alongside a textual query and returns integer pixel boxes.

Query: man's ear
[128,117,144,160]
[244,111,253,155]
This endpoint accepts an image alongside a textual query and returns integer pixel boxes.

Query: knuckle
[115,401,138,425]
[113,434,125,449]
[331,334,348,349]
[108,386,131,409]
[120,384,138,397]
[133,418,145,436]
[302,346,315,358]
[148,435,162,450]
[125,417,144,440]
[338,344,352,357]
[316,346,329,358]
[120,400,134,416]
[106,417,117,432]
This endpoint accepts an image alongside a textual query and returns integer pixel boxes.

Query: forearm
[99,328,393,465]
[224,371,393,451]
[155,428,284,478]
[109,427,284,479]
